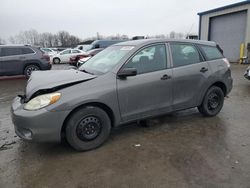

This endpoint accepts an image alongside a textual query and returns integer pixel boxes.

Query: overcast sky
[0,0,242,40]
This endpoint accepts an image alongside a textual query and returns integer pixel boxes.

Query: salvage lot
[0,64,250,187]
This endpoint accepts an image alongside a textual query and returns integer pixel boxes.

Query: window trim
[169,42,205,68]
[0,47,36,57]
[118,43,170,75]
[21,47,36,55]
[198,44,225,61]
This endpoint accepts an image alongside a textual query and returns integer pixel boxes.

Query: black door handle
[161,74,171,80]
[200,67,208,73]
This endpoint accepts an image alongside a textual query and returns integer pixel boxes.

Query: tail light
[42,54,50,62]
[223,58,230,68]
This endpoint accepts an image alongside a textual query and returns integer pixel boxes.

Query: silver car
[11,39,233,151]
[244,65,250,80]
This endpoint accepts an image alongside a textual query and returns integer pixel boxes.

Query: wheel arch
[198,81,227,106]
[60,102,115,140]
[23,63,41,74]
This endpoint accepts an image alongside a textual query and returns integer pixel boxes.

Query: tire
[198,86,224,117]
[53,58,60,64]
[24,64,40,78]
[66,106,111,151]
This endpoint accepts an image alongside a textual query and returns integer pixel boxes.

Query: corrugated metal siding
[199,4,250,61]
[209,11,247,62]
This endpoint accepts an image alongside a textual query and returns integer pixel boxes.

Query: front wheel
[66,106,111,151]
[53,58,60,64]
[24,64,40,78]
[198,86,224,117]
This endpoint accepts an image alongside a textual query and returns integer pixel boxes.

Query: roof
[115,38,216,46]
[198,0,250,15]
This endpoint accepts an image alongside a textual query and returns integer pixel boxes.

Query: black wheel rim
[26,66,38,77]
[76,116,102,141]
[207,92,220,110]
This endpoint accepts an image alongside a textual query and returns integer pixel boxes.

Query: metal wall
[209,11,247,62]
[199,4,250,62]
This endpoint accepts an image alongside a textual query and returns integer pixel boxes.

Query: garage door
[209,11,247,62]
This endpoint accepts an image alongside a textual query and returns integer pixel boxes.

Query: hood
[25,69,97,100]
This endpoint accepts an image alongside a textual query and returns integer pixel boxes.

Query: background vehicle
[89,40,126,50]
[40,48,58,57]
[70,48,104,66]
[52,49,87,64]
[244,65,250,80]
[0,45,51,78]
[76,56,91,67]
[74,44,92,51]
[11,39,232,151]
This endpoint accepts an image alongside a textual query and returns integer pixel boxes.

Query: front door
[117,44,173,122]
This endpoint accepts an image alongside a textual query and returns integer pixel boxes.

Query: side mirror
[94,44,100,49]
[117,68,137,78]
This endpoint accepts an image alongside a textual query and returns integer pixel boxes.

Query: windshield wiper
[80,69,94,75]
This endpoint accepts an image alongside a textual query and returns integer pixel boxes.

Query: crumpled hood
[25,69,97,100]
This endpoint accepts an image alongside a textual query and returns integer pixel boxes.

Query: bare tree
[0,37,6,44]
[8,29,82,47]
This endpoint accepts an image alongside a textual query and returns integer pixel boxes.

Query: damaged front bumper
[11,96,69,142]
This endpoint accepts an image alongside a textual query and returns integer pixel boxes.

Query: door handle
[200,67,208,73]
[161,74,171,80]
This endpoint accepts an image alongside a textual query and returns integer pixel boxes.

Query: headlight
[24,93,61,110]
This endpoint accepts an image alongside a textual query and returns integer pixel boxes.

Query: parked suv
[0,45,51,78]
[11,39,233,151]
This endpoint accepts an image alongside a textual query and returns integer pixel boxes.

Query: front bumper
[11,96,69,142]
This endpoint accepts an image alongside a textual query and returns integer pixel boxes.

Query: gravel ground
[0,63,250,188]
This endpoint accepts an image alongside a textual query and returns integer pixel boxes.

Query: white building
[198,1,250,62]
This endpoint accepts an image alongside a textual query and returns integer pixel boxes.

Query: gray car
[0,45,51,78]
[11,39,233,151]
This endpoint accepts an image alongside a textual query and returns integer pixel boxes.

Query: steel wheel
[76,116,102,141]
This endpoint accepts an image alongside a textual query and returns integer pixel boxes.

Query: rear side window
[22,47,35,54]
[170,43,201,67]
[72,50,81,53]
[1,47,23,56]
[200,45,224,60]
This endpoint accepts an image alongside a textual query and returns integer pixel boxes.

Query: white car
[41,48,58,57]
[52,49,87,64]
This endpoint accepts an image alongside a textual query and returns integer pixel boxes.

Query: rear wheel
[66,106,111,151]
[53,58,60,64]
[24,64,40,78]
[198,86,224,117]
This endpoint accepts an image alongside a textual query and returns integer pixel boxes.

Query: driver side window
[124,44,167,74]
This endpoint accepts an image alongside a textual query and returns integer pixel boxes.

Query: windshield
[79,45,134,74]
[81,45,92,51]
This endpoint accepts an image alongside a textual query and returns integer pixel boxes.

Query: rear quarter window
[200,45,224,61]
[22,47,35,54]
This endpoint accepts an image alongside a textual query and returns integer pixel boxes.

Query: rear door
[117,44,173,122]
[170,43,210,110]
[0,47,24,75]
[60,49,72,63]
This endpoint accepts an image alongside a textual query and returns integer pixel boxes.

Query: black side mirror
[94,44,100,49]
[117,68,137,78]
